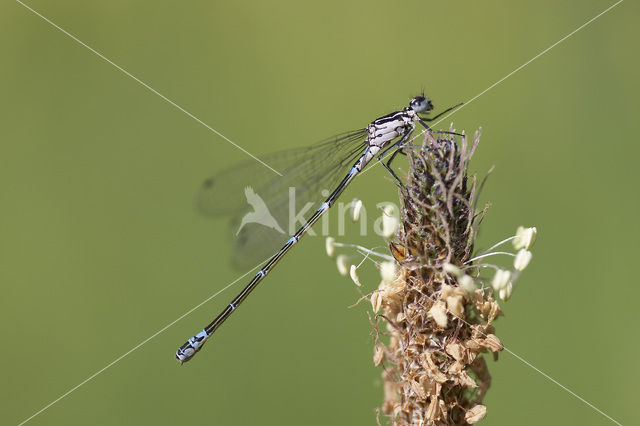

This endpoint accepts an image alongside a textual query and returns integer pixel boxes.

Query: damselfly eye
[410,96,432,113]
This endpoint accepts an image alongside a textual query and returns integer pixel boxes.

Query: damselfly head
[410,96,433,113]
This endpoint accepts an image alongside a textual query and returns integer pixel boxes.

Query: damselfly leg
[376,103,465,188]
[376,128,414,187]
[420,102,464,122]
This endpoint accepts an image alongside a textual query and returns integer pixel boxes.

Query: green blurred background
[1,1,638,425]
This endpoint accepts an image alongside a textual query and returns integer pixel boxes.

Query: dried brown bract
[375,128,501,425]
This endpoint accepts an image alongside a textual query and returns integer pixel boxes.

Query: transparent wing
[197,130,368,269]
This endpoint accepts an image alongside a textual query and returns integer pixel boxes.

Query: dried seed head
[445,342,466,361]
[446,294,465,319]
[371,130,507,424]
[465,404,487,423]
[428,300,449,328]
[426,395,441,421]
[482,334,504,352]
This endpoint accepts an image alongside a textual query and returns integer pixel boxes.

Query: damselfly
[176,95,461,363]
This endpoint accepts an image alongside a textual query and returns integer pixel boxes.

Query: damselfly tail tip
[176,330,208,363]
[175,345,196,364]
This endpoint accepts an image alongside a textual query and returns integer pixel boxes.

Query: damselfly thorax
[355,107,421,171]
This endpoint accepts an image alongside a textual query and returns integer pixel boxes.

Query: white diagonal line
[393,273,624,425]
[16,0,282,177]
[439,295,622,424]
[362,0,624,176]
[501,347,622,425]
[429,0,624,128]
[17,259,265,426]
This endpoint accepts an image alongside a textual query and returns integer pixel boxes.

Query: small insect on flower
[513,226,537,250]
[513,249,532,271]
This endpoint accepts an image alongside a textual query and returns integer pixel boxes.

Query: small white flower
[325,237,335,257]
[513,249,532,271]
[491,269,511,291]
[336,255,349,276]
[499,281,513,301]
[459,274,476,293]
[443,263,462,277]
[351,199,363,221]
[513,226,537,250]
[381,206,399,238]
[349,265,362,287]
[379,261,397,283]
